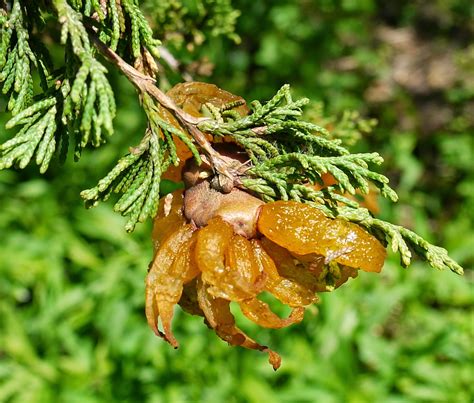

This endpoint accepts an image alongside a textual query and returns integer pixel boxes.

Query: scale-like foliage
[0,0,464,277]
[0,1,48,115]
[0,97,58,172]
[81,127,164,232]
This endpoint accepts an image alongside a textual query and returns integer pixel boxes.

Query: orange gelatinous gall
[181,233,201,284]
[258,201,386,272]
[195,217,254,301]
[215,190,264,238]
[163,82,249,181]
[146,223,195,345]
[289,251,325,275]
[151,190,185,252]
[334,265,359,289]
[167,82,249,118]
[196,277,281,370]
[260,238,322,298]
[251,239,318,307]
[239,298,305,329]
[225,234,265,293]
[296,254,359,291]
[154,233,200,347]
[178,280,204,317]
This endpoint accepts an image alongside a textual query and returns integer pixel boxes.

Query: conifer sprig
[65,0,161,74]
[193,86,462,275]
[80,124,166,232]
[80,94,192,232]
[0,0,119,169]
[121,0,161,60]
[198,85,398,204]
[0,97,58,172]
[0,1,464,276]
[62,56,116,154]
[0,0,47,115]
[56,0,117,157]
[337,206,464,275]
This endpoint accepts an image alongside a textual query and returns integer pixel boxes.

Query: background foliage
[0,1,473,402]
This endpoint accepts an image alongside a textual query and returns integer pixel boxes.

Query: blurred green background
[1,1,473,402]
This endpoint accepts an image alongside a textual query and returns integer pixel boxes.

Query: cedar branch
[88,32,235,179]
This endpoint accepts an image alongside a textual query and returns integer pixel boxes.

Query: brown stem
[88,33,230,173]
[89,34,198,123]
